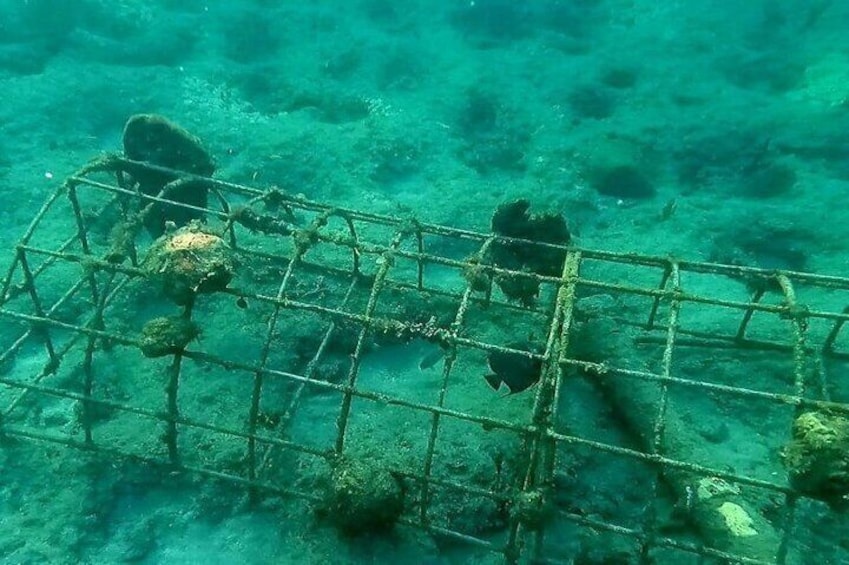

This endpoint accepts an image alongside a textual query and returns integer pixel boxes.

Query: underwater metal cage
[1,148,849,564]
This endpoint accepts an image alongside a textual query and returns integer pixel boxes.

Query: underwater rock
[142,222,235,305]
[139,316,200,358]
[122,114,215,237]
[783,410,849,509]
[318,456,405,535]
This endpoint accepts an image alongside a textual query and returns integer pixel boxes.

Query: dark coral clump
[122,114,216,237]
[318,456,405,535]
[488,200,570,304]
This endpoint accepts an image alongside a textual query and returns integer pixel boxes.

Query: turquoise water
[1,1,848,563]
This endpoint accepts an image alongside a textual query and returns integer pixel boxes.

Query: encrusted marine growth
[783,410,849,509]
[122,113,216,237]
[319,456,405,535]
[142,222,235,305]
[139,316,200,358]
[488,199,570,305]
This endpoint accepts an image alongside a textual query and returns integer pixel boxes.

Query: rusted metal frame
[223,252,535,318]
[16,244,148,280]
[646,261,672,330]
[163,299,194,465]
[0,277,88,369]
[1,277,132,417]
[75,162,849,328]
[549,508,776,565]
[559,357,849,418]
[244,245,303,486]
[183,348,536,440]
[413,223,425,291]
[319,231,563,289]
[65,181,94,257]
[89,160,573,271]
[70,176,231,225]
[418,237,494,527]
[245,210,338,493]
[397,466,509,504]
[400,518,498,552]
[229,286,554,363]
[524,250,582,562]
[0,183,76,304]
[6,410,510,558]
[2,303,540,437]
[257,274,362,477]
[209,185,236,248]
[735,285,768,342]
[0,425,321,502]
[773,274,812,565]
[67,158,849,290]
[15,248,59,373]
[822,305,849,354]
[14,182,67,247]
[77,168,235,253]
[76,169,280,254]
[2,196,124,305]
[80,271,117,445]
[334,229,407,454]
[549,432,790,495]
[64,181,106,363]
[0,250,22,307]
[0,372,329,460]
[638,261,682,560]
[635,327,798,353]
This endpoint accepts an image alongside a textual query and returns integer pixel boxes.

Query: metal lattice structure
[1,154,848,564]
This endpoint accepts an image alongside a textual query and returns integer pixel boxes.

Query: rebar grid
[0,156,847,564]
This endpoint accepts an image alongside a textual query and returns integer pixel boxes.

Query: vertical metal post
[17,248,59,373]
[637,261,682,561]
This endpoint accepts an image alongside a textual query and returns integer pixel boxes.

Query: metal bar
[645,260,672,330]
[417,238,491,526]
[15,249,59,372]
[736,286,767,341]
[527,250,581,561]
[0,374,330,459]
[558,358,849,416]
[334,230,407,454]
[637,261,681,560]
[2,276,131,417]
[773,274,810,565]
[68,159,849,290]
[549,434,790,495]
[246,209,344,496]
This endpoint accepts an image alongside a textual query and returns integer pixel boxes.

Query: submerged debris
[318,456,405,535]
[142,222,235,305]
[488,199,570,305]
[122,113,216,237]
[139,316,200,358]
[783,410,849,509]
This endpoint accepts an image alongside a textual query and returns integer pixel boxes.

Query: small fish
[419,347,446,371]
[483,342,543,394]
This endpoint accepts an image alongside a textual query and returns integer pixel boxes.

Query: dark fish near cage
[484,342,543,394]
